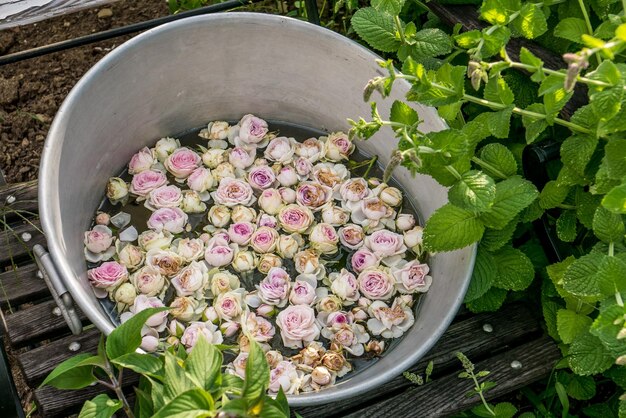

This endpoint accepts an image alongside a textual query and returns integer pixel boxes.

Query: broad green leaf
[594,19,619,40]
[480,176,539,229]
[492,402,517,418]
[511,3,547,39]
[455,30,482,49]
[242,339,270,406]
[596,256,626,296]
[464,247,496,303]
[563,252,606,299]
[522,103,548,143]
[481,217,517,251]
[371,0,405,15]
[603,182,626,214]
[423,204,484,252]
[566,374,596,401]
[480,0,521,25]
[106,307,168,360]
[591,300,626,357]
[543,88,573,124]
[568,333,614,375]
[484,76,514,105]
[152,389,214,418]
[543,299,561,341]
[539,180,570,210]
[448,170,496,212]
[588,60,622,85]
[560,135,598,176]
[481,26,511,58]
[274,388,290,417]
[135,381,154,418]
[259,398,291,418]
[479,143,517,179]
[163,352,196,403]
[41,353,97,389]
[185,334,222,391]
[605,138,626,180]
[591,86,624,120]
[78,394,122,418]
[576,189,601,229]
[519,47,544,81]
[556,309,592,344]
[592,206,625,243]
[390,100,419,126]
[411,29,452,58]
[486,106,514,139]
[556,210,577,242]
[111,353,162,379]
[554,17,587,43]
[351,8,400,53]
[492,246,535,291]
[466,287,507,313]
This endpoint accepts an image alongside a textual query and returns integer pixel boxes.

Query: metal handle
[33,244,83,335]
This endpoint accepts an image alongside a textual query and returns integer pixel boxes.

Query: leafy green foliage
[424,204,485,251]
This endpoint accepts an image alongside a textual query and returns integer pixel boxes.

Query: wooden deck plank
[0,0,119,30]
[0,180,38,215]
[0,220,45,266]
[341,336,560,418]
[0,264,48,308]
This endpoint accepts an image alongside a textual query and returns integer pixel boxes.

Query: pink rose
[228,222,256,246]
[171,261,209,297]
[230,352,248,378]
[357,268,395,300]
[340,178,370,202]
[229,147,255,169]
[129,170,167,197]
[247,165,276,190]
[237,114,269,147]
[186,167,215,193]
[250,226,279,253]
[361,197,390,221]
[245,312,276,343]
[164,147,201,179]
[269,361,300,394]
[296,138,324,163]
[258,213,278,228]
[278,187,297,203]
[84,225,114,254]
[146,185,183,210]
[211,178,256,207]
[309,223,339,254]
[276,305,320,349]
[351,249,380,273]
[289,280,317,305]
[128,147,155,174]
[256,267,291,306]
[396,213,416,231]
[311,163,348,190]
[145,249,183,277]
[147,207,188,234]
[265,136,296,163]
[175,237,205,262]
[324,132,354,161]
[294,157,313,176]
[204,236,235,267]
[214,291,244,321]
[129,295,168,329]
[391,260,432,293]
[364,230,407,258]
[338,224,364,250]
[88,261,128,289]
[278,204,314,233]
[258,188,283,215]
[321,205,350,226]
[130,266,165,296]
[329,269,360,302]
[296,182,332,211]
[181,321,224,350]
[277,166,298,187]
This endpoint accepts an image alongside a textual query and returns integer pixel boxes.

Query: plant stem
[445,165,463,180]
[104,360,135,418]
[506,61,615,89]
[470,371,495,416]
[577,0,601,66]
[471,157,507,179]
[394,15,406,44]
[362,155,378,178]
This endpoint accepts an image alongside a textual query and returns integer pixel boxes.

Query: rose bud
[379,186,402,207]
[212,178,256,207]
[358,268,395,300]
[203,306,219,323]
[84,225,114,254]
[229,146,256,169]
[228,222,256,246]
[154,137,180,162]
[168,319,186,337]
[278,204,314,233]
[277,188,296,205]
[236,114,269,148]
[130,295,168,329]
[340,177,370,202]
[250,226,279,253]
[220,321,241,338]
[212,162,236,183]
[128,147,156,174]
[257,303,276,317]
[170,296,202,322]
[317,295,343,313]
[277,233,302,259]
[358,297,372,309]
[210,270,240,295]
[256,188,282,215]
[296,137,324,163]
[206,121,229,140]
[264,136,296,163]
[117,243,144,271]
[231,205,257,223]
[141,334,159,353]
[95,212,110,226]
[350,248,380,273]
[202,148,227,169]
[276,305,320,348]
[247,165,276,190]
[107,177,129,201]
[145,185,183,210]
[265,350,284,368]
[396,213,416,232]
[290,279,317,305]
[204,236,235,268]
[131,266,165,296]
[365,340,385,355]
[294,249,320,275]
[171,261,209,297]
[324,132,354,161]
[321,351,349,374]
[88,261,128,290]
[114,282,136,305]
[138,230,173,251]
[391,260,432,294]
[229,352,249,378]
[208,205,231,228]
[338,224,364,250]
[368,177,382,187]
[277,166,299,187]
[174,237,204,262]
[321,205,350,226]
[181,321,224,350]
[361,197,390,221]
[404,226,424,251]
[311,366,333,386]
[232,250,258,273]
[187,167,215,194]
[147,207,188,234]
[309,223,339,254]
[258,213,278,228]
[364,230,407,258]
[329,269,360,303]
[164,147,201,179]
[258,253,283,274]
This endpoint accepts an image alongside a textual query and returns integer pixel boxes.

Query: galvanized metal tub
[38,12,476,406]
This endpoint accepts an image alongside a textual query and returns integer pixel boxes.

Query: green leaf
[351,8,400,53]
[481,26,511,58]
[492,402,517,418]
[411,28,452,58]
[591,299,626,357]
[492,246,535,291]
[554,17,587,43]
[390,100,419,126]
[591,86,624,120]
[522,103,548,143]
[539,180,570,209]
[605,138,626,180]
[106,307,168,360]
[484,76,514,105]
[556,210,578,242]
[466,287,507,313]
[479,143,517,179]
[486,106,514,139]
[588,60,622,85]
[563,252,606,299]
[274,388,290,417]
[185,334,222,391]
[480,176,539,230]
[560,135,598,176]
[543,299,561,341]
[597,256,626,296]
[78,394,122,418]
[568,333,614,375]
[511,3,547,39]
[163,352,196,403]
[152,389,214,418]
[519,47,544,81]
[423,204,485,252]
[543,88,573,124]
[480,0,521,25]
[41,353,97,390]
[592,206,625,243]
[557,309,592,344]
[371,0,405,15]
[603,182,626,214]
[455,30,482,49]
[112,353,162,379]
[576,189,601,229]
[242,339,270,403]
[464,247,496,302]
[481,217,517,251]
[448,170,496,212]
[566,374,596,401]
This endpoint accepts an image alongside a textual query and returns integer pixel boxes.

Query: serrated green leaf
[597,256,626,296]
[486,106,514,139]
[478,143,517,179]
[605,138,626,180]
[593,206,625,243]
[411,28,452,58]
[152,389,214,418]
[591,86,624,120]
[591,299,626,357]
[566,374,596,401]
[78,394,122,418]
[568,333,614,375]
[519,47,544,81]
[543,299,561,341]
[466,287,507,313]
[480,176,539,229]
[522,103,548,143]
[484,76,514,105]
[554,17,587,43]
[588,60,622,85]
[424,204,484,252]
[556,210,578,242]
[560,135,598,176]
[547,255,575,290]
[449,170,496,212]
[481,217,517,251]
[492,246,535,291]
[563,252,606,299]
[351,8,400,53]
[423,129,468,165]
[557,309,592,344]
[480,0,521,25]
[465,247,496,302]
[455,30,482,49]
[493,402,517,418]
[576,189,601,228]
[539,180,570,209]
[603,182,626,214]
[371,0,405,15]
[390,100,419,127]
[544,88,573,124]
[512,3,547,39]
[592,160,621,194]
[538,73,565,96]
[481,26,511,58]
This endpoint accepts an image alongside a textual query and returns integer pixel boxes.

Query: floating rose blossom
[278,187,297,203]
[367,299,415,339]
[290,279,317,305]
[228,222,256,246]
[181,321,224,350]
[296,137,324,163]
[147,207,188,234]
[247,165,276,190]
[202,148,227,169]
[358,268,395,300]
[309,223,339,254]
[277,234,302,259]
[214,290,244,321]
[164,147,201,179]
[257,253,283,275]
[88,261,128,289]
[361,197,390,221]
[205,121,230,140]
[129,295,168,330]
[276,305,320,349]
[269,361,302,394]
[312,163,349,190]
[254,267,291,307]
[338,224,364,250]
[211,178,256,207]
[329,269,360,303]
[236,114,269,148]
[145,249,183,277]
[391,260,432,293]
[250,226,279,254]
[293,249,324,277]
[404,226,424,252]
[114,283,136,306]
[204,236,235,267]
[117,243,144,271]
[171,261,209,297]
[294,157,313,176]
[351,248,380,273]
[316,295,343,313]
[258,213,278,228]
[379,186,402,207]
[231,205,257,223]
[324,132,354,161]
[128,147,155,174]
[170,296,203,322]
[186,167,215,194]
[229,352,248,378]
[210,270,240,296]
[265,136,297,163]
[84,225,114,254]
[245,312,276,343]
[129,170,168,198]
[130,266,165,296]
[396,213,416,232]
[154,137,180,162]
[277,166,298,187]
[232,250,258,273]
[95,212,110,226]
[278,204,314,233]
[296,182,332,211]
[174,238,205,262]
[321,205,350,226]
[229,147,255,169]
[146,185,183,210]
[340,178,370,203]
[212,162,236,182]
[137,230,173,251]
[258,188,283,215]
[208,205,231,228]
[364,230,407,258]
